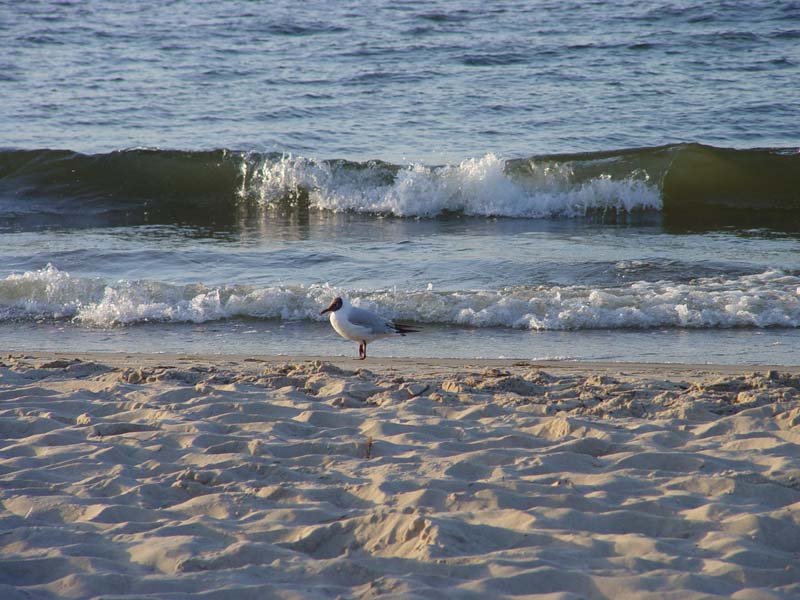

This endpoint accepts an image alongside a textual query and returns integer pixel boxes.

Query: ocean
[1,0,799,364]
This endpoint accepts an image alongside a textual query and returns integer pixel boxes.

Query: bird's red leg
[358,341,366,360]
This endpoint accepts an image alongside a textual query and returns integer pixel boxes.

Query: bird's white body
[320,296,417,359]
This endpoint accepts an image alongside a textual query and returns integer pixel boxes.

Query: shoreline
[8,349,800,377]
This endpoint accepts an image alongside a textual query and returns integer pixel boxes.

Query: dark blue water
[3,0,798,160]
[1,0,799,363]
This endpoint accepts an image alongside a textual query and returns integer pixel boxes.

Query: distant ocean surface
[1,0,799,363]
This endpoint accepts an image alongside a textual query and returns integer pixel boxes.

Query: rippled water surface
[3,0,798,160]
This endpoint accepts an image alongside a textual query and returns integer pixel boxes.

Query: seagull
[320,296,418,360]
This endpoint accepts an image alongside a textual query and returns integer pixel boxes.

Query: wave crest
[242,153,661,217]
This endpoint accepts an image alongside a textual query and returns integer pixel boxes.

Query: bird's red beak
[320,307,331,315]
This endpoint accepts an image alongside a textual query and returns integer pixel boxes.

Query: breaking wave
[3,265,798,331]
[1,143,798,227]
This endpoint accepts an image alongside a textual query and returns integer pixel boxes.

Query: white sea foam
[2,265,799,331]
[241,154,662,218]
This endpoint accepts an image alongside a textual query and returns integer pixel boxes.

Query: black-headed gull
[320,296,418,359]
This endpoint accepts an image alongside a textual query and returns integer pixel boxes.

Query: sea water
[1,1,798,363]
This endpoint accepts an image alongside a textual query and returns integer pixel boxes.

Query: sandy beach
[2,352,800,599]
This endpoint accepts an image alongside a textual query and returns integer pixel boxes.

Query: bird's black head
[320,297,343,315]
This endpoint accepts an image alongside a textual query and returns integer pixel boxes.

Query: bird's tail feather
[393,323,419,335]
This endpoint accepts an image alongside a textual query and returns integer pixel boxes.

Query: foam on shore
[3,265,799,330]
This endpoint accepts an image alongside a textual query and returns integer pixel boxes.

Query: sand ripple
[1,355,799,599]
